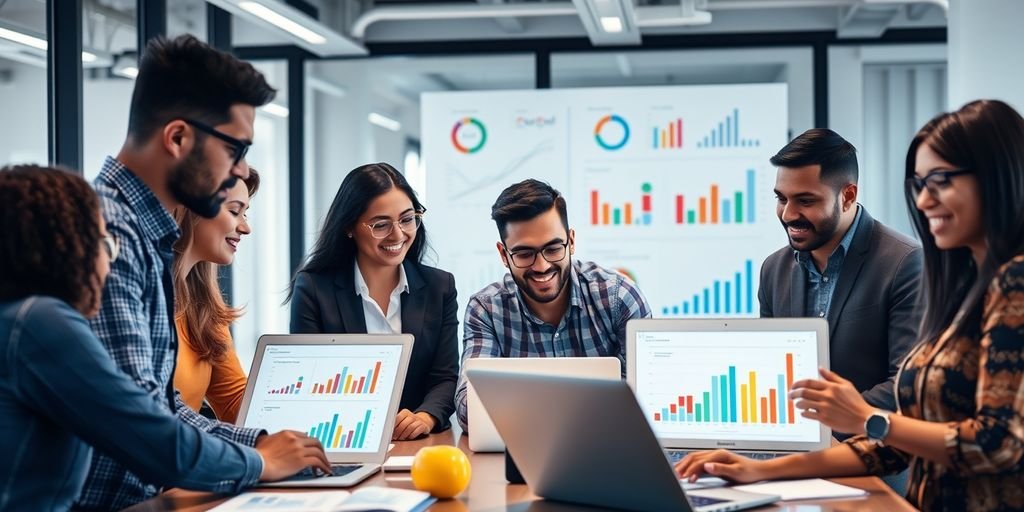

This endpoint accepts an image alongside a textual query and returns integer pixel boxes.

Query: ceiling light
[0,27,46,51]
[117,66,139,78]
[0,26,105,64]
[261,103,290,118]
[600,16,623,33]
[238,1,327,45]
[368,112,401,132]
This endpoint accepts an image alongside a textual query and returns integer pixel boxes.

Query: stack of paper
[733,479,868,501]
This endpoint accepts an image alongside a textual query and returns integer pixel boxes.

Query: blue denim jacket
[0,296,262,511]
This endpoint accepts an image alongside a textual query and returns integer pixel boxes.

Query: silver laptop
[467,369,780,512]
[626,318,831,462]
[236,334,413,487]
[464,357,621,452]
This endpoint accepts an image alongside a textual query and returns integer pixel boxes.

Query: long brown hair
[172,169,260,362]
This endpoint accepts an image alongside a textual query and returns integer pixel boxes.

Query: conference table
[125,431,915,511]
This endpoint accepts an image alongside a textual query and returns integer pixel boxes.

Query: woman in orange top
[171,169,259,423]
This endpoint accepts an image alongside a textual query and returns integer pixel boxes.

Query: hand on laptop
[674,450,770,484]
[255,430,332,481]
[393,409,434,440]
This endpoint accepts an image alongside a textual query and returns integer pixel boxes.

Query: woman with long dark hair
[289,163,457,440]
[0,165,328,510]
[675,100,1024,511]
[172,169,260,422]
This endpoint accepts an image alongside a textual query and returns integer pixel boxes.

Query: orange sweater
[173,317,247,423]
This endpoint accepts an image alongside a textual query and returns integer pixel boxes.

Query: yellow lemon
[410,445,472,498]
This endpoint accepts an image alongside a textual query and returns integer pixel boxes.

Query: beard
[513,260,572,304]
[783,199,841,252]
[168,144,236,219]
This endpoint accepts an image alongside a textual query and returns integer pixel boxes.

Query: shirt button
[818,311,825,317]
[823,276,829,282]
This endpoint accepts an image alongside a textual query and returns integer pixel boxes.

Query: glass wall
[232,60,290,369]
[0,0,49,166]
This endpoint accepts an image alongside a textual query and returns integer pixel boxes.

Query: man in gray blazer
[759,129,923,418]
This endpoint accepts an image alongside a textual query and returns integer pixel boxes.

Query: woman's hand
[674,450,770,483]
[790,367,875,435]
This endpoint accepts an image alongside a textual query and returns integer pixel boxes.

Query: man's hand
[255,430,332,481]
[393,409,435,440]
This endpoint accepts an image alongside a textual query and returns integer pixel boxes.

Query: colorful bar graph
[697,108,760,148]
[590,183,653,226]
[660,259,755,317]
[673,170,756,225]
[309,362,383,395]
[269,376,304,395]
[652,118,684,149]
[650,354,797,426]
[307,410,374,449]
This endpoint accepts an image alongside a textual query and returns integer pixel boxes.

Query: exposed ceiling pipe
[350,0,946,40]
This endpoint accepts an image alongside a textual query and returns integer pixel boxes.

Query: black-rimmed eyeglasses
[503,241,569,269]
[908,168,973,198]
[183,118,251,167]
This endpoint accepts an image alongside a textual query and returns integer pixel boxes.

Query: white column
[947,0,1024,111]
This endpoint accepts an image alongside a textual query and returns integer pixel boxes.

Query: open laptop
[236,334,413,487]
[467,369,780,512]
[464,357,621,452]
[626,318,831,463]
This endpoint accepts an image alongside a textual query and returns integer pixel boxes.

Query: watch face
[866,414,888,439]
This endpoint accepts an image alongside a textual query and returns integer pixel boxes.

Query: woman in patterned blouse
[675,99,1024,512]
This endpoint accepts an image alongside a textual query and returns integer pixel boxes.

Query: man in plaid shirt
[75,36,329,510]
[455,180,653,430]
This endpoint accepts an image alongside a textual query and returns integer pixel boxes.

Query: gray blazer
[758,207,923,412]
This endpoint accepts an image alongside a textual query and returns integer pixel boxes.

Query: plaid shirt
[75,157,264,511]
[455,260,652,430]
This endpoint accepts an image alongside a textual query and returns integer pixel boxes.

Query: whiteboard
[421,84,789,319]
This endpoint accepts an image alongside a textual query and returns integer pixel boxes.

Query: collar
[96,156,180,244]
[353,259,409,298]
[794,204,863,264]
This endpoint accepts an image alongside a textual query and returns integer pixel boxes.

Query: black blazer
[290,261,458,431]
[758,207,924,412]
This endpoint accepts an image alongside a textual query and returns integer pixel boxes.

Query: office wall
[948,0,1024,111]
[829,44,946,237]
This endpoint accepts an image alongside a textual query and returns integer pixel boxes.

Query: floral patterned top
[845,254,1024,511]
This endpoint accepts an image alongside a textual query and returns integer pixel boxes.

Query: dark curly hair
[0,165,102,314]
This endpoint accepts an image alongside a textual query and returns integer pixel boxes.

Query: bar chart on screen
[633,330,820,442]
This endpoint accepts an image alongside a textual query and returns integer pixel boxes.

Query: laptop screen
[242,343,404,454]
[633,329,822,445]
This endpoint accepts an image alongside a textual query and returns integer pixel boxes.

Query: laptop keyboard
[687,495,730,507]
[666,450,786,463]
[289,464,363,480]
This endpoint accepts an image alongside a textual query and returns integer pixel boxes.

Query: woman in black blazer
[288,163,457,440]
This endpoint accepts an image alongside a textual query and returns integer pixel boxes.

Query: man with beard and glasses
[759,129,923,437]
[454,179,652,430]
[76,36,329,510]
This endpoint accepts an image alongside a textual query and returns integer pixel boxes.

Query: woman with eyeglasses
[171,169,260,423]
[675,99,1024,511]
[0,165,329,510]
[288,163,457,440]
